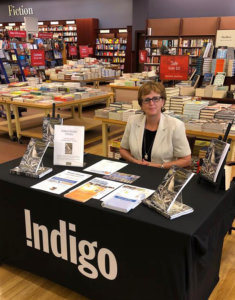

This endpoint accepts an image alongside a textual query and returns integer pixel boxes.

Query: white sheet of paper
[31,170,91,194]
[84,159,128,175]
[54,125,84,167]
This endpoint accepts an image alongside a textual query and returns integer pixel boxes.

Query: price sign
[31,49,45,66]
[160,55,189,80]
[79,45,89,58]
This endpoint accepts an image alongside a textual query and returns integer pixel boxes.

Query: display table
[95,117,235,161]
[109,84,139,102]
[4,93,113,141]
[0,151,235,300]
[51,77,119,88]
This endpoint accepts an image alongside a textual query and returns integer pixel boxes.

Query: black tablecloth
[0,149,234,300]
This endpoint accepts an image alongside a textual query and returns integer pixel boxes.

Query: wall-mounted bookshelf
[143,17,218,76]
[95,27,132,72]
[95,31,127,70]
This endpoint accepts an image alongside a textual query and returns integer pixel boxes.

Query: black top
[142,128,157,161]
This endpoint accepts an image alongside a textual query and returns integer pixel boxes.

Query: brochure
[64,177,123,202]
[31,170,91,194]
[54,125,84,167]
[42,116,63,147]
[84,159,128,175]
[101,184,155,213]
[143,166,194,215]
[10,138,51,178]
[200,138,230,182]
[103,172,140,184]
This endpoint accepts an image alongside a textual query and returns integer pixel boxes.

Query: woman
[120,81,191,168]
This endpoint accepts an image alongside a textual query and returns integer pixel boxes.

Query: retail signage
[31,49,45,66]
[38,32,53,39]
[139,50,147,63]
[24,209,118,280]
[160,55,189,80]
[79,45,89,58]
[8,5,33,17]
[216,30,235,47]
[69,45,78,56]
[8,30,26,38]
[88,47,93,55]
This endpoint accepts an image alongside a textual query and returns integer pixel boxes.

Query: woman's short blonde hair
[138,81,166,107]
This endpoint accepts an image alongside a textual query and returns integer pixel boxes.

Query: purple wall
[0,0,132,28]
[147,0,235,19]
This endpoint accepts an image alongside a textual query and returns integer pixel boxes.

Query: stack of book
[170,96,192,114]
[214,109,235,121]
[201,119,228,133]
[183,101,208,119]
[165,87,180,110]
[185,119,208,131]
[226,60,235,77]
[203,58,212,74]
[95,107,116,118]
[122,109,138,121]
[200,105,221,120]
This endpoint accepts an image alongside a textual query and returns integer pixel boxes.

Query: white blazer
[120,113,191,164]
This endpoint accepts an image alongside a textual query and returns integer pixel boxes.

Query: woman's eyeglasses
[142,96,162,104]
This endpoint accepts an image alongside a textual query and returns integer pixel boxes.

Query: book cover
[200,138,230,182]
[144,194,193,219]
[42,116,63,147]
[143,166,194,214]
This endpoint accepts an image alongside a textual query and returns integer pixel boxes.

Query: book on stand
[143,166,194,219]
[200,138,230,183]
[10,138,52,178]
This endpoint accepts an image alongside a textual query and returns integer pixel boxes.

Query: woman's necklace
[143,129,157,161]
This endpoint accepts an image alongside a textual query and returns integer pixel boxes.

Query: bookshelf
[143,17,218,76]
[95,29,129,71]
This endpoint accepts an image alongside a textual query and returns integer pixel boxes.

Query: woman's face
[141,91,164,117]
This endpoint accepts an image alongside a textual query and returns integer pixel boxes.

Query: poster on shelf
[31,49,45,66]
[69,45,78,56]
[139,50,147,63]
[8,31,26,38]
[160,55,189,80]
[79,45,89,58]
[38,32,53,39]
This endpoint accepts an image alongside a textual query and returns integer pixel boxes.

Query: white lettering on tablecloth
[24,209,118,280]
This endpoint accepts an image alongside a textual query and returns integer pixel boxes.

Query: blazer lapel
[152,113,168,150]
[135,115,146,159]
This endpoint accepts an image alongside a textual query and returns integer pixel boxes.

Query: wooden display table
[95,117,235,161]
[109,84,140,102]
[51,77,119,88]
[6,93,113,142]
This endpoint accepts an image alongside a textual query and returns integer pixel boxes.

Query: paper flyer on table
[84,159,128,175]
[31,170,91,194]
[64,177,123,202]
[54,125,84,167]
[101,184,155,213]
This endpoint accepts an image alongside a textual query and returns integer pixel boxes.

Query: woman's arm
[146,154,191,168]
[120,147,149,165]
